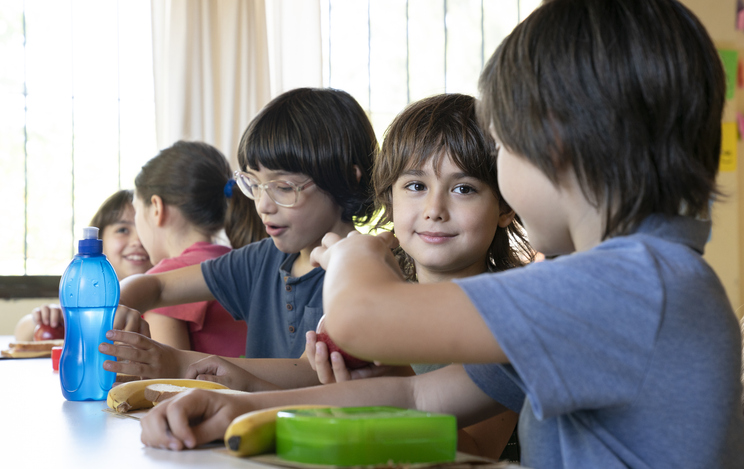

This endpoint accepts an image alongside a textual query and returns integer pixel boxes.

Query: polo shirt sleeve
[454,243,664,420]
[201,241,260,322]
[463,363,526,413]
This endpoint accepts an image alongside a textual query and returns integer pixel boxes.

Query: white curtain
[150,0,323,169]
[265,0,323,97]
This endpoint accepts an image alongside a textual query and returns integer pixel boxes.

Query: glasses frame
[233,170,315,208]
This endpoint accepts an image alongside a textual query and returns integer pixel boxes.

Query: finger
[330,352,352,382]
[189,406,236,449]
[112,306,143,332]
[105,329,154,349]
[186,357,222,379]
[99,340,150,364]
[141,400,182,450]
[50,306,64,328]
[139,318,151,338]
[314,342,336,384]
[31,307,42,326]
[103,359,148,377]
[165,390,214,449]
[375,231,399,250]
[40,306,53,326]
[321,231,343,248]
[309,246,327,268]
[305,331,318,370]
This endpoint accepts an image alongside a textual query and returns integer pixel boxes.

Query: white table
[0,336,269,468]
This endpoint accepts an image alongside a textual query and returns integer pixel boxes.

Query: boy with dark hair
[139,1,744,466]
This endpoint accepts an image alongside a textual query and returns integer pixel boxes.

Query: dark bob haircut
[238,88,378,224]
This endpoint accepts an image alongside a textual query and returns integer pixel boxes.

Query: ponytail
[136,140,267,249]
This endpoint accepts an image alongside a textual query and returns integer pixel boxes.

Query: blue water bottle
[59,226,120,401]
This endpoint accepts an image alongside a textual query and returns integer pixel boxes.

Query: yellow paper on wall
[720,122,737,172]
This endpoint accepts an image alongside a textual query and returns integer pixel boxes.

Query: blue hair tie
[224,179,237,198]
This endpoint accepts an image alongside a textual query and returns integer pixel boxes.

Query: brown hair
[374,93,533,280]
[89,190,134,234]
[478,0,725,239]
[135,140,266,249]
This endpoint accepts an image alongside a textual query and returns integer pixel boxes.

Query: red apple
[315,316,371,370]
[33,323,65,341]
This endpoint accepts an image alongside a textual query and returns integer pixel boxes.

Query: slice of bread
[8,339,64,352]
[144,383,248,404]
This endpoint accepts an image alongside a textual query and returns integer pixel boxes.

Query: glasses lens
[267,181,296,207]
[235,173,257,199]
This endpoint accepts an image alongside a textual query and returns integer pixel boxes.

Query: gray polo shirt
[202,238,325,358]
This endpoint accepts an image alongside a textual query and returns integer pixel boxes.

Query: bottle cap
[78,226,103,254]
[52,346,63,372]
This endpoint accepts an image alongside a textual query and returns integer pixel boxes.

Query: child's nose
[255,189,278,214]
[129,231,144,247]
[423,193,448,221]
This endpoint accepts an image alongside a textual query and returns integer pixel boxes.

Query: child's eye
[274,183,295,193]
[453,185,477,195]
[403,182,426,192]
[115,226,130,235]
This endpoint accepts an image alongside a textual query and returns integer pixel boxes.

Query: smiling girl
[14,190,152,341]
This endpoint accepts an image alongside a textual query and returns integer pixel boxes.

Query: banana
[224,404,334,457]
[107,378,230,413]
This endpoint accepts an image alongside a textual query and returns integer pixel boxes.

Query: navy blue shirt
[202,238,325,358]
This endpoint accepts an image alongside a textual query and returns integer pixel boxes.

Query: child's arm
[184,355,323,391]
[142,312,191,350]
[140,364,508,451]
[112,264,215,336]
[312,232,507,365]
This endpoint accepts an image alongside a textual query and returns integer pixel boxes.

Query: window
[1,0,538,280]
[320,0,540,140]
[0,0,157,277]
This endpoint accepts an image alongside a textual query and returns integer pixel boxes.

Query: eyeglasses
[233,170,315,208]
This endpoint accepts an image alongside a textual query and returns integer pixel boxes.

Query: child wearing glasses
[129,140,265,357]
[99,88,377,381]
[139,1,744,466]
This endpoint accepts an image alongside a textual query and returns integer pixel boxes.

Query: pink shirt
[147,242,247,357]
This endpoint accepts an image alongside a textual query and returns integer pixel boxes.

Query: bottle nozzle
[82,227,100,240]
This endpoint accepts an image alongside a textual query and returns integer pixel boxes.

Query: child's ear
[498,208,516,228]
[150,195,166,227]
[353,165,362,183]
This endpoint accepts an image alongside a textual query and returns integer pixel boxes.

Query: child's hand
[305,330,408,384]
[185,356,279,392]
[310,230,400,271]
[31,304,64,328]
[99,330,185,378]
[140,387,254,451]
[112,305,151,337]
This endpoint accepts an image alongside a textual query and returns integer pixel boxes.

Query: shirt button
[289,326,296,333]
[286,285,292,292]
[286,304,293,311]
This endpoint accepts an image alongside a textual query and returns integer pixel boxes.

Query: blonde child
[132,140,266,357]
[139,1,744,467]
[14,190,152,341]
[97,88,377,381]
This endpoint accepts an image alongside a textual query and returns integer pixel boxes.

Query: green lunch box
[275,406,457,466]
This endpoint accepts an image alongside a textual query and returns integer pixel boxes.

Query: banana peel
[225,404,334,457]
[107,378,229,413]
